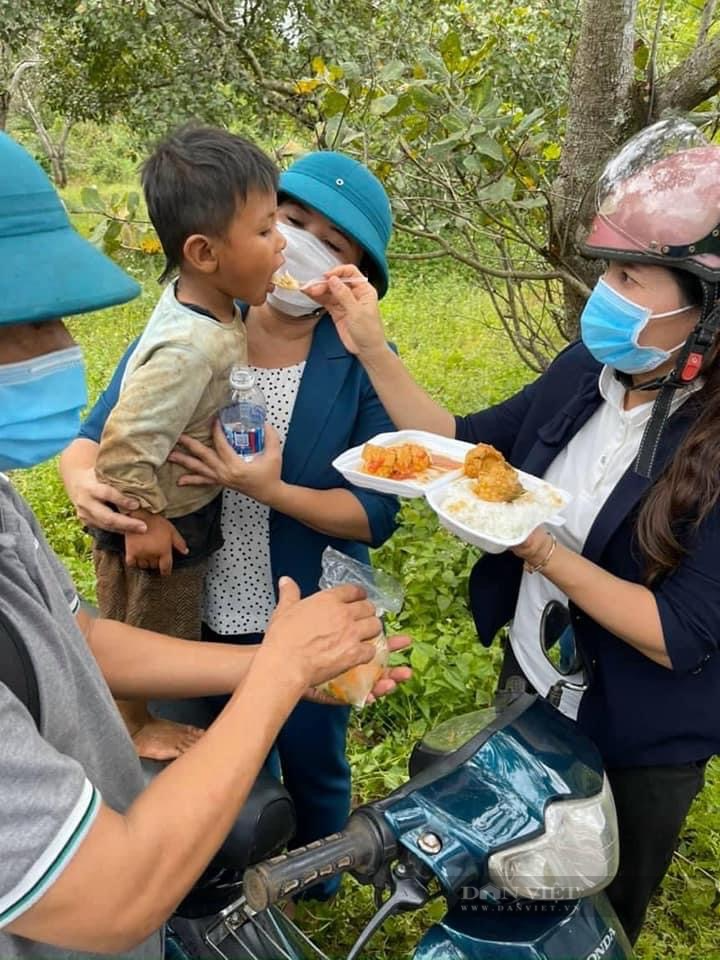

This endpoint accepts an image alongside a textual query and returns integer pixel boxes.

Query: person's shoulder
[529,342,601,410]
[545,340,601,379]
[130,287,231,367]
[0,475,36,532]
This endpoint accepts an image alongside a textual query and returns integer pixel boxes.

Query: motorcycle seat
[141,760,296,870]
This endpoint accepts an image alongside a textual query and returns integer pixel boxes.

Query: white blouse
[203,362,306,635]
[509,365,701,718]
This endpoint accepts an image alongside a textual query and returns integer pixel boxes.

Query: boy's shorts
[93,547,208,640]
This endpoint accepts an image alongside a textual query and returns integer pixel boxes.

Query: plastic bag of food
[317,547,404,708]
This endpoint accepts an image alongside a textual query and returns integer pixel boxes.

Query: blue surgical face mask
[0,346,87,471]
[580,277,693,374]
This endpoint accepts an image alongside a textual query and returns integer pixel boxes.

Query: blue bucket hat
[0,133,140,327]
[279,152,392,298]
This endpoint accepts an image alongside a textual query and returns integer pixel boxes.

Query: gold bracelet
[524,532,557,574]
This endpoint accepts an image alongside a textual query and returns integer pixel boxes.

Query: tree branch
[9,57,40,97]
[695,0,718,49]
[645,0,665,122]
[171,0,301,96]
[242,45,299,96]
[394,222,589,294]
[654,30,720,114]
[173,0,233,36]
[388,249,448,261]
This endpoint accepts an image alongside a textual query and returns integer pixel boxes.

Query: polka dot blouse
[203,362,306,635]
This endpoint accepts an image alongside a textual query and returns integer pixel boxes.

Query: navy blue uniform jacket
[456,342,720,768]
[80,314,400,599]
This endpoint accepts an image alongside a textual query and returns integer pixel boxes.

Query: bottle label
[223,424,265,457]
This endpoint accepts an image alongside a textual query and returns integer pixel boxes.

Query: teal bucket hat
[0,133,140,327]
[279,152,392,298]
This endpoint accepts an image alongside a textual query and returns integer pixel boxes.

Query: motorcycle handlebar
[243,811,389,912]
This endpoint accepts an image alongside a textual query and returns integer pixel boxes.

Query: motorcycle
[160,614,632,960]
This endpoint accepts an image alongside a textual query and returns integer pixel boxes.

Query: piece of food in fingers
[464,443,524,502]
[272,270,301,290]
[319,634,388,707]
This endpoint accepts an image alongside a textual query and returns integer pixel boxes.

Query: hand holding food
[316,547,405,708]
[272,269,367,291]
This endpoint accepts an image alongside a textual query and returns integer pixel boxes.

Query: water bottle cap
[229,366,256,390]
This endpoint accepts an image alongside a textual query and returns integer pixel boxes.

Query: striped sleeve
[0,685,101,928]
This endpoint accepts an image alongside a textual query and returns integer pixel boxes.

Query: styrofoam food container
[426,471,572,554]
[332,430,475,498]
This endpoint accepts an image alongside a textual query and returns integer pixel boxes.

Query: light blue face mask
[0,346,87,471]
[580,277,693,374]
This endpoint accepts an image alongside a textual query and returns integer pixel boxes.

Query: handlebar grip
[243,815,380,912]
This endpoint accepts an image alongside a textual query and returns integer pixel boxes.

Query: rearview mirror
[540,600,585,677]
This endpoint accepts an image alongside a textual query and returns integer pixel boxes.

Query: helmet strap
[633,283,720,478]
[661,220,720,260]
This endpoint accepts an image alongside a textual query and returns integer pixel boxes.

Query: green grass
[10,201,720,959]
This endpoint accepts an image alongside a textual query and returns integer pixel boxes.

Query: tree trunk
[552,0,642,330]
[0,90,9,131]
[654,30,720,115]
[52,119,72,188]
[19,87,71,187]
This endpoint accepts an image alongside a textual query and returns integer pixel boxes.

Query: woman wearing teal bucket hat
[0,130,413,960]
[61,149,400,899]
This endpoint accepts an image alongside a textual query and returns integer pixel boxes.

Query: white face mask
[266,222,343,317]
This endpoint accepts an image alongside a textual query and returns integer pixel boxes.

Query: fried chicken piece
[464,443,524,502]
[361,442,432,480]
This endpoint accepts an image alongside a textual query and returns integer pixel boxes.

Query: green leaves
[322,89,349,117]
[378,60,407,82]
[74,183,160,259]
[369,93,399,116]
[471,133,505,162]
[438,30,463,72]
[476,176,516,203]
[80,185,104,212]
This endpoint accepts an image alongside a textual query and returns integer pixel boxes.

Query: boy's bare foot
[116,698,204,760]
[130,717,205,760]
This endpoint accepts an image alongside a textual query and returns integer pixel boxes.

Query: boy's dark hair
[141,124,278,283]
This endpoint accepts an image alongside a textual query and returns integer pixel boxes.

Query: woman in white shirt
[307,118,720,943]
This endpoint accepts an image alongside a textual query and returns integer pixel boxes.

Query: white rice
[437,477,565,542]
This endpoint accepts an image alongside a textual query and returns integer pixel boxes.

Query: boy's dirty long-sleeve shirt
[95,283,247,518]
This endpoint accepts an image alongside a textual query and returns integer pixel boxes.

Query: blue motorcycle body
[416,896,627,960]
[372,695,632,960]
[180,693,633,960]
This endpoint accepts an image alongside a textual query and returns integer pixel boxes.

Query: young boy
[93,124,285,759]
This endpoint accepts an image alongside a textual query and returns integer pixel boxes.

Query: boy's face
[211,190,286,305]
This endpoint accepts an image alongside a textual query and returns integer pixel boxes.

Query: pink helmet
[583,119,720,281]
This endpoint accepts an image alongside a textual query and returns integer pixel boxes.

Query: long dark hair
[637,273,720,583]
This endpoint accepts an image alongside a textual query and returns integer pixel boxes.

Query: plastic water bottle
[219,366,266,461]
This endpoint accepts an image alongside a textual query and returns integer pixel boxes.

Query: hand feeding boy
[91,124,286,759]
